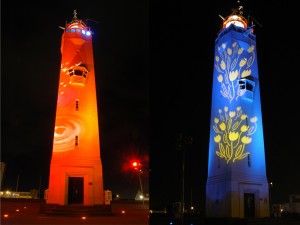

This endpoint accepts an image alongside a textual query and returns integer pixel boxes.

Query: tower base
[206,173,270,218]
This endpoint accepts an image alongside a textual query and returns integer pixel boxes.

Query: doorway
[244,193,255,218]
[68,177,84,204]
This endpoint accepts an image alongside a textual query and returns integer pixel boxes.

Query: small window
[74,70,83,76]
[67,64,89,86]
[75,135,79,147]
[239,78,255,100]
[239,80,254,91]
[246,82,254,91]
[76,99,79,111]
[248,154,251,167]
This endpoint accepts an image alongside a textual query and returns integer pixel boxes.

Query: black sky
[1,0,300,213]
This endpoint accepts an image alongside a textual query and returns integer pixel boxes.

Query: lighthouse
[46,10,104,206]
[206,2,270,218]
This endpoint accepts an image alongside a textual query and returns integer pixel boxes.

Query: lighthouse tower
[206,2,270,218]
[46,10,104,206]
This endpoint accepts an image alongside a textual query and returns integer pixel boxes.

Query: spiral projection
[53,116,83,152]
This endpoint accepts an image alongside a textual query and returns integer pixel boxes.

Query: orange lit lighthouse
[46,10,104,206]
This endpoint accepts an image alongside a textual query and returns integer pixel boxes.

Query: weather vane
[73,9,78,21]
[232,0,243,15]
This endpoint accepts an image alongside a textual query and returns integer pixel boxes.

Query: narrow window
[75,135,79,147]
[76,99,79,111]
[239,80,245,90]
[248,154,251,167]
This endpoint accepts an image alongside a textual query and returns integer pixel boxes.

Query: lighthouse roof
[222,0,248,29]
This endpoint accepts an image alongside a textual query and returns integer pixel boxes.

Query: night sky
[1,0,300,214]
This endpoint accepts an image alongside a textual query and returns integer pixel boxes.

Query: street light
[131,160,144,206]
[269,181,273,217]
[176,133,193,225]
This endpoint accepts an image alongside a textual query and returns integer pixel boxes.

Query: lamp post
[269,181,273,217]
[132,161,144,206]
[15,174,19,193]
[176,133,193,225]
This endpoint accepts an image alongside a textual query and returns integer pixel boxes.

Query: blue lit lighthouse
[206,2,270,218]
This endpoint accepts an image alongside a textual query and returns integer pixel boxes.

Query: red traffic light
[131,160,142,170]
[130,160,143,174]
[132,161,138,167]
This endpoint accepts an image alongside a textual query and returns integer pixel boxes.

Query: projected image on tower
[212,42,259,164]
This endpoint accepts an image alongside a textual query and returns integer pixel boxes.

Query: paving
[1,198,149,225]
[2,198,300,225]
[149,212,300,225]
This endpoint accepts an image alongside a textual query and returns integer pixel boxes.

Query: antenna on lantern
[73,9,78,21]
[247,15,263,28]
[231,0,244,15]
[86,19,99,24]
[219,15,225,21]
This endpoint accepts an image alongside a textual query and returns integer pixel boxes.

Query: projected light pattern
[213,106,257,163]
[212,41,259,163]
[206,6,269,218]
[53,116,83,152]
[214,42,255,103]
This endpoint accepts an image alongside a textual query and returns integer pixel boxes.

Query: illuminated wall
[206,11,269,218]
[47,11,104,206]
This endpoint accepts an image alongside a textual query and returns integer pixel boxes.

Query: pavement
[1,198,149,225]
[2,198,300,225]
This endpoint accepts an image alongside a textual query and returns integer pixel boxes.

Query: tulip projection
[206,3,270,218]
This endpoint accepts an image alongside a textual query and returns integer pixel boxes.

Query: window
[238,78,255,100]
[76,99,79,111]
[67,64,89,85]
[248,154,251,167]
[75,136,79,147]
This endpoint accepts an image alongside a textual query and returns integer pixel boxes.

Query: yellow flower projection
[215,42,256,103]
[213,106,258,164]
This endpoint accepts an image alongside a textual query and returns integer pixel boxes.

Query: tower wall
[47,15,104,206]
[206,24,269,218]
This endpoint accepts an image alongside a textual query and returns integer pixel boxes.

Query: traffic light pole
[138,170,145,206]
[132,161,145,207]
[181,148,185,225]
